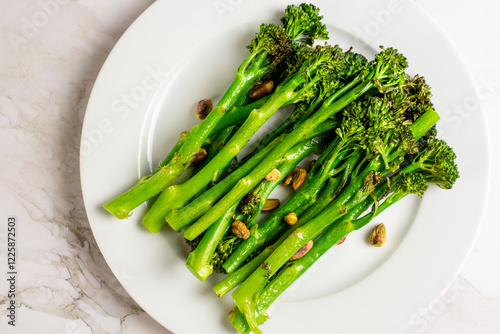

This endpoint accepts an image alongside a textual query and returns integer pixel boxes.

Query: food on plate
[102,4,459,333]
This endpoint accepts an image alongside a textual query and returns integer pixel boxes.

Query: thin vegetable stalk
[222,124,361,273]
[184,47,408,241]
[156,96,270,173]
[104,4,331,220]
[276,150,364,238]
[166,120,338,232]
[102,23,295,219]
[230,190,372,333]
[144,45,346,233]
[213,247,274,298]
[190,125,236,188]
[229,201,370,334]
[231,109,439,333]
[185,133,329,281]
[237,133,331,228]
[214,173,345,297]
[227,101,319,184]
[254,51,368,154]
[262,150,363,254]
[213,178,344,299]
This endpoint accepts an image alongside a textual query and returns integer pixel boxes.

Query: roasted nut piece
[262,199,280,211]
[265,168,281,181]
[284,212,298,225]
[196,98,213,120]
[292,168,307,191]
[282,167,300,186]
[231,220,250,239]
[369,223,386,247]
[190,148,207,166]
[335,235,347,245]
[290,240,313,260]
[249,81,274,99]
[309,159,317,171]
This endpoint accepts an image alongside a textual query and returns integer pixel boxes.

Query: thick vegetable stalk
[186,203,238,281]
[157,96,270,173]
[185,133,329,281]
[213,247,274,298]
[183,47,408,241]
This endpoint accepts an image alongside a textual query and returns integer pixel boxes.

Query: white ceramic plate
[80,0,489,333]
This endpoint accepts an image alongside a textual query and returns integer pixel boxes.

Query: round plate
[80,0,489,333]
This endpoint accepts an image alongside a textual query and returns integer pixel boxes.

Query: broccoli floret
[281,3,329,45]
[403,138,459,189]
[212,236,241,274]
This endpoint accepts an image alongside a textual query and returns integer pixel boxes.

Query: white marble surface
[0,1,499,333]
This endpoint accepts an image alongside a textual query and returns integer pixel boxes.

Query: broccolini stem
[230,173,373,333]
[157,96,270,175]
[210,94,272,135]
[409,108,440,142]
[238,133,330,228]
[166,119,338,234]
[157,131,189,171]
[222,135,350,273]
[188,130,330,281]
[186,203,237,281]
[191,126,235,178]
[229,198,374,333]
[213,247,274,298]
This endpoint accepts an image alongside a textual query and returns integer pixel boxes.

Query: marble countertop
[1,1,499,333]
